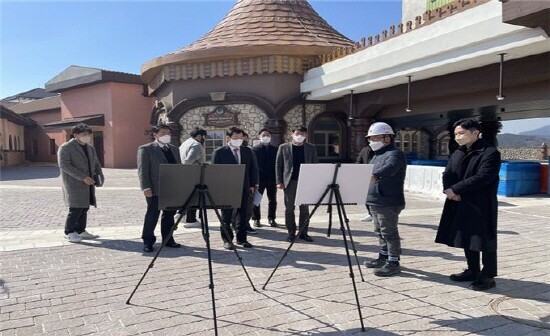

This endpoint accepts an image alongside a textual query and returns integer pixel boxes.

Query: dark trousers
[365,204,372,216]
[221,189,249,243]
[65,207,89,235]
[252,178,277,220]
[465,249,497,278]
[236,194,253,228]
[284,180,310,236]
[370,205,404,258]
[186,208,198,222]
[142,196,176,246]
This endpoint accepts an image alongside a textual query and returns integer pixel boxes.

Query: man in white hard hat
[364,122,407,277]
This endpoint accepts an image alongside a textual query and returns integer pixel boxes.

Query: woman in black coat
[435,119,501,291]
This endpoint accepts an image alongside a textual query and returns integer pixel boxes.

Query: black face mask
[242,141,249,147]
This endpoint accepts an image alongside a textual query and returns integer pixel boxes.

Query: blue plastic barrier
[410,159,448,167]
[498,161,541,196]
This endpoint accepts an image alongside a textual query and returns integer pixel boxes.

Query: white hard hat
[367,122,395,137]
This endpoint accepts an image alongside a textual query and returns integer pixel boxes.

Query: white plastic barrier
[405,165,446,201]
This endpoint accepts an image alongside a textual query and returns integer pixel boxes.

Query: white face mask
[158,135,171,144]
[369,141,385,151]
[78,135,91,144]
[455,131,478,147]
[293,135,305,143]
[260,136,271,144]
[230,139,243,147]
[455,137,469,146]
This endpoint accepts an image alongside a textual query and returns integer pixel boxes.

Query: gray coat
[366,144,406,207]
[58,138,104,208]
[276,142,318,188]
[138,141,182,196]
[179,137,205,165]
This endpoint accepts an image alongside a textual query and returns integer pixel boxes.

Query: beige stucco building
[0,104,36,166]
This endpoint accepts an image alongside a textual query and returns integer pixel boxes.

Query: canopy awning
[43,114,104,129]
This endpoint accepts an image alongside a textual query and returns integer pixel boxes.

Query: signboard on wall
[427,0,454,11]
[204,106,239,127]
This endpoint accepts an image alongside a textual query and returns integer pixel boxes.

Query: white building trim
[301,1,550,101]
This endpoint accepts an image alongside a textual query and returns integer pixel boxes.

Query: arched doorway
[311,114,347,163]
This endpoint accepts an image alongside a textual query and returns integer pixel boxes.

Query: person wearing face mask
[363,122,407,277]
[211,127,259,249]
[58,123,104,243]
[179,127,208,229]
[436,118,501,291]
[233,131,259,235]
[252,128,280,228]
[138,124,182,253]
[276,125,318,243]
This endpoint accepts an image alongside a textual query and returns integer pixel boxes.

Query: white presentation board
[295,164,373,206]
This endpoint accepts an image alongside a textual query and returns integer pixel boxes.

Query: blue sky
[1,0,548,134]
[0,0,402,97]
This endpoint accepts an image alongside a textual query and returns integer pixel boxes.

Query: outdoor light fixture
[405,75,412,113]
[348,90,354,120]
[497,53,506,101]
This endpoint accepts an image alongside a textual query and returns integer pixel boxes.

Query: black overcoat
[435,139,501,252]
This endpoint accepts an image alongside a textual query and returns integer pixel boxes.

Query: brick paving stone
[0,167,549,335]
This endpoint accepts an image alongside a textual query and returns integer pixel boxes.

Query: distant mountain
[497,133,550,148]
[519,125,550,137]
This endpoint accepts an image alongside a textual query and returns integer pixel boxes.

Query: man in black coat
[436,118,501,291]
[252,128,279,228]
[211,127,259,249]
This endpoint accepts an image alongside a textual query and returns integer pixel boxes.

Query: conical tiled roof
[142,0,354,83]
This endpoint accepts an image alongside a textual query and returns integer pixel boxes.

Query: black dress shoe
[237,241,253,248]
[143,245,154,253]
[246,227,258,234]
[449,269,479,282]
[299,234,314,242]
[223,242,235,250]
[165,241,182,248]
[269,219,279,227]
[470,277,496,291]
[253,220,261,227]
[286,234,296,243]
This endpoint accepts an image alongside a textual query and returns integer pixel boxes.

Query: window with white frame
[205,130,226,161]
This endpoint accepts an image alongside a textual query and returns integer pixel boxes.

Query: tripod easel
[263,163,367,332]
[126,164,256,336]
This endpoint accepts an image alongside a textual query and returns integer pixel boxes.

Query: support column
[264,118,287,146]
[349,118,374,160]
[428,135,438,159]
[167,121,183,146]
[480,120,502,148]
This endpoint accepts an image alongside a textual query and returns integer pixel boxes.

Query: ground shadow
[432,315,548,334]
[399,222,519,235]
[77,239,186,258]
[400,266,550,307]
[0,278,8,294]
[0,165,60,181]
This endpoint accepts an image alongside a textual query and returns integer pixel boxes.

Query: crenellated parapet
[316,0,491,66]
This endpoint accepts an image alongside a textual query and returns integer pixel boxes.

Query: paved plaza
[0,164,549,335]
